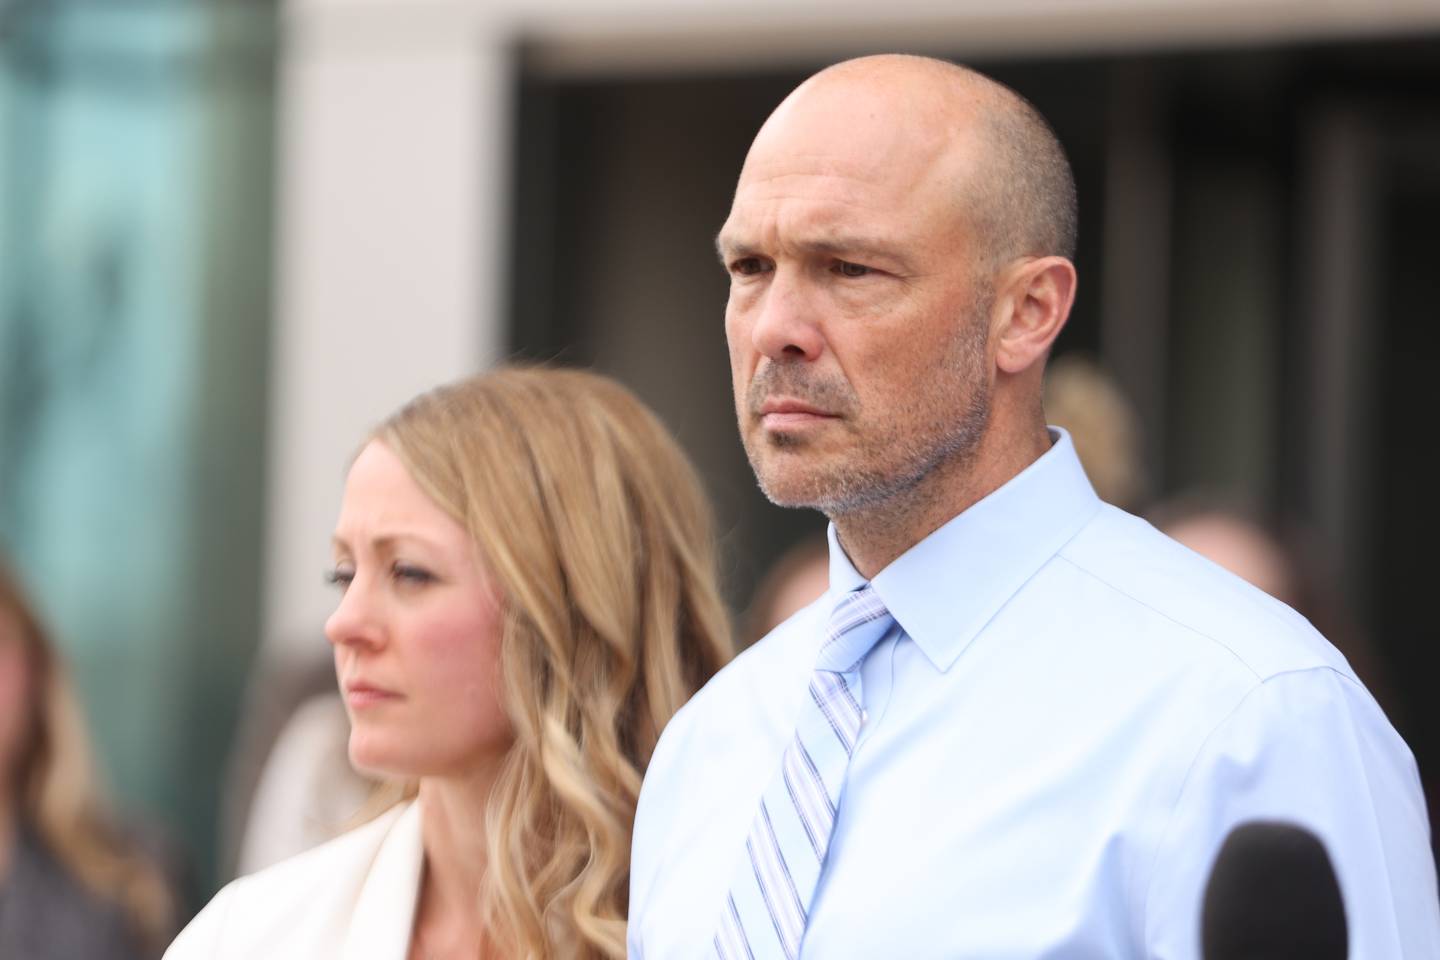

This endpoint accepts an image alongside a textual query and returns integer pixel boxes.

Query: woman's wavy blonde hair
[0,557,175,953]
[371,366,733,958]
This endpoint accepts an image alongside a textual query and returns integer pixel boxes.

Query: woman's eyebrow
[329,532,439,555]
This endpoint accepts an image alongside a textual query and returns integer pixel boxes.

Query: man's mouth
[757,397,839,429]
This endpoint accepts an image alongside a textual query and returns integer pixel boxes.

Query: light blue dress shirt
[629,430,1439,958]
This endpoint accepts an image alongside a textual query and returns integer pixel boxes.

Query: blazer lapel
[341,802,424,960]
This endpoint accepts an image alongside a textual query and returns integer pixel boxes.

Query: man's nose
[748,270,824,362]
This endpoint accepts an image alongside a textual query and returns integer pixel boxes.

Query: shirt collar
[826,427,1102,672]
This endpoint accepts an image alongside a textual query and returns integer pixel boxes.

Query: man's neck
[832,423,1051,579]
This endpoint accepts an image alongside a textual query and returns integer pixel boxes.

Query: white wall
[264,4,510,657]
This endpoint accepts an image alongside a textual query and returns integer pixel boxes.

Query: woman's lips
[344,682,400,709]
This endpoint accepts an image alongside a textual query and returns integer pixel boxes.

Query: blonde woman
[0,558,175,960]
[168,367,732,959]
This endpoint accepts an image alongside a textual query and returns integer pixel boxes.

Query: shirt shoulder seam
[1053,553,1265,682]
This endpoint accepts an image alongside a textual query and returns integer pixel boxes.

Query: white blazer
[165,802,422,960]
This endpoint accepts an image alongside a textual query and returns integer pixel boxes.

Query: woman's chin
[346,736,419,781]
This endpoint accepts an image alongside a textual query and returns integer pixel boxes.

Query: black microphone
[1201,820,1348,959]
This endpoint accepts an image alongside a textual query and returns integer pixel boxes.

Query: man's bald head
[744,54,1077,271]
[722,55,1079,568]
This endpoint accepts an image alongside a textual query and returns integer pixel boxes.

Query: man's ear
[992,257,1076,374]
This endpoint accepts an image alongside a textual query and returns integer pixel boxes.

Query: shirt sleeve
[1142,665,1440,959]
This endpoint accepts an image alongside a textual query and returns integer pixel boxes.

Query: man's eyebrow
[715,232,749,262]
[800,236,899,262]
[715,232,902,264]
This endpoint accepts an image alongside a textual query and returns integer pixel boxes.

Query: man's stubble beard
[742,298,994,521]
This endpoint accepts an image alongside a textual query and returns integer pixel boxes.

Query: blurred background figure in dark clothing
[0,557,177,959]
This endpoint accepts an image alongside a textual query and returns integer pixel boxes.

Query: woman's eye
[392,563,436,586]
[325,566,355,590]
[835,260,871,278]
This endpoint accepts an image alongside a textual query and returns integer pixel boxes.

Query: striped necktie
[714,585,895,960]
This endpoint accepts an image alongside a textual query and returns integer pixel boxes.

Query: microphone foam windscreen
[1201,820,1348,960]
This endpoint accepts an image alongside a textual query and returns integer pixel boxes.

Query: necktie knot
[815,585,894,674]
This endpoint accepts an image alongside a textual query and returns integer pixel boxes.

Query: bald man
[629,56,1438,958]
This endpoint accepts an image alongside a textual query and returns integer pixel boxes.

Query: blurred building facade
[3,0,1438,898]
[0,0,276,893]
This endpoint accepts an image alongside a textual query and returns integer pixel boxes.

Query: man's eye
[392,563,436,586]
[730,257,769,277]
[835,260,871,278]
[325,566,355,590]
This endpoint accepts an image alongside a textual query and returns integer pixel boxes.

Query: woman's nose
[324,575,383,650]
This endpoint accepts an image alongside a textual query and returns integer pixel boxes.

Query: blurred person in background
[0,557,176,959]
[1049,352,1412,844]
[167,366,733,959]
[1161,505,1293,597]
[1151,498,1395,723]
[1043,352,1148,511]
[230,655,376,876]
[1044,355,1393,710]
[742,534,829,648]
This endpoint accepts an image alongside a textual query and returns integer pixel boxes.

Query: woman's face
[0,607,31,790]
[325,441,510,781]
